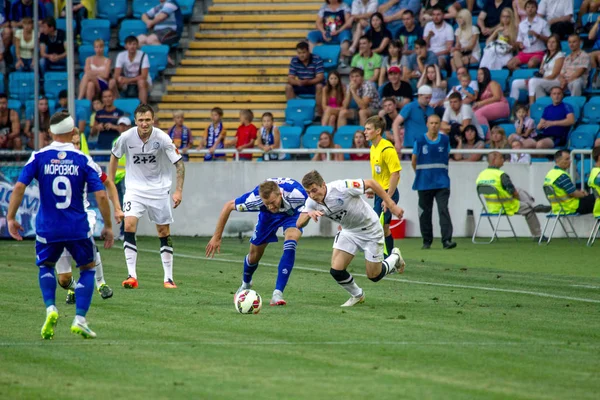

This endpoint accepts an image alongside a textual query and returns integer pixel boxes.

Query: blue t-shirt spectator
[397,23,423,52]
[94,108,125,149]
[540,102,574,147]
[10,0,46,24]
[383,0,421,31]
[404,50,438,72]
[399,100,434,147]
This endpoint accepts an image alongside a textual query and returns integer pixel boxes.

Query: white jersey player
[297,170,406,307]
[109,104,185,289]
[55,132,124,303]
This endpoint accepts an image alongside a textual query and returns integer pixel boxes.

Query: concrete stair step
[202,14,314,23]
[157,103,286,110]
[174,67,287,76]
[166,84,285,92]
[180,59,290,66]
[195,31,306,39]
[156,110,285,119]
[199,23,314,30]
[189,40,297,49]
[162,94,287,102]
[170,76,288,83]
[209,4,320,12]
[185,50,296,57]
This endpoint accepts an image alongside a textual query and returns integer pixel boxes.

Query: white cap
[418,85,433,96]
[118,116,132,126]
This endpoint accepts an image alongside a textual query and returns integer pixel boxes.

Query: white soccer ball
[234,289,262,314]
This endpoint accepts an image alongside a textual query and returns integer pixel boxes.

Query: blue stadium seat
[586,69,600,96]
[303,125,333,149]
[447,73,459,89]
[569,124,599,150]
[77,44,109,67]
[509,68,537,103]
[285,99,316,127]
[334,125,362,148]
[312,45,340,71]
[97,1,128,26]
[25,99,56,120]
[119,20,148,47]
[80,19,111,45]
[563,96,586,122]
[8,99,22,113]
[114,99,141,117]
[279,126,302,159]
[583,98,600,124]
[490,70,510,92]
[141,45,170,78]
[43,72,68,100]
[0,77,4,94]
[178,0,196,18]
[530,97,553,123]
[497,123,516,136]
[133,0,160,18]
[9,72,35,103]
[55,18,76,32]
[574,0,583,14]
[76,99,92,124]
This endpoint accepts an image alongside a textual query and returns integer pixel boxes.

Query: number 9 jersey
[17,142,105,243]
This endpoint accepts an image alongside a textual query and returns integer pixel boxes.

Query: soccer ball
[234,289,262,314]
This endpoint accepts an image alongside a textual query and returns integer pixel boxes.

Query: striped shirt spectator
[289,54,325,81]
[147,0,180,32]
[139,0,183,48]
[286,42,325,112]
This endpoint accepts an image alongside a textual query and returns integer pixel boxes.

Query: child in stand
[257,112,284,161]
[229,109,257,161]
[445,73,476,107]
[510,140,531,164]
[200,107,226,161]
[168,110,193,161]
[508,104,536,149]
[86,96,104,148]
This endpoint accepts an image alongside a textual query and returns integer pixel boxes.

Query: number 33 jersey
[17,142,105,243]
[302,179,380,232]
[112,127,182,199]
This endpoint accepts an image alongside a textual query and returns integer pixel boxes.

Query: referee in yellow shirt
[365,116,401,255]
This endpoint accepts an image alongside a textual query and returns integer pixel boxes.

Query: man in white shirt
[423,5,454,70]
[114,36,152,104]
[297,170,405,307]
[441,92,484,143]
[507,0,551,71]
[537,0,574,39]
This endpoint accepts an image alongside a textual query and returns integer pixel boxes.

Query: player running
[7,111,114,339]
[205,178,307,306]
[297,170,405,307]
[56,130,124,304]
[109,104,185,289]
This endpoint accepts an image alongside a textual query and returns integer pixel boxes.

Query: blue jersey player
[7,111,114,340]
[206,178,307,306]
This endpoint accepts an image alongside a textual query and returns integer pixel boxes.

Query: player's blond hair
[258,180,280,199]
[365,116,385,136]
[301,170,325,189]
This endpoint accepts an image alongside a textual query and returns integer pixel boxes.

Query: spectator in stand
[453,124,484,161]
[509,34,564,104]
[392,85,435,152]
[486,126,511,161]
[228,109,257,161]
[60,0,91,39]
[378,97,399,142]
[286,41,325,116]
[379,40,402,87]
[312,131,343,161]
[510,140,531,163]
[257,112,284,161]
[442,92,484,145]
[39,17,66,72]
[423,6,454,70]
[365,12,392,56]
[419,0,461,26]
[78,39,116,101]
[200,107,226,162]
[513,0,527,22]
[114,36,152,104]
[397,10,423,62]
[87,96,103,140]
[451,9,481,71]
[14,16,33,71]
[55,90,68,112]
[349,129,370,160]
[535,87,574,149]
[338,68,380,127]
[417,64,447,116]
[307,0,353,55]
[478,0,512,39]
[507,0,550,71]
[351,35,382,84]
[0,94,21,151]
[455,66,479,93]
[348,0,378,56]
[321,71,345,127]
[378,0,421,37]
[168,110,193,161]
[479,7,518,71]
[578,1,600,31]
[138,0,183,66]
[508,104,537,148]
[91,90,124,150]
[9,0,46,30]
[472,67,510,132]
[380,66,413,109]
[588,15,600,88]
[24,96,51,149]
[537,0,574,39]
[402,38,438,81]
[445,72,477,107]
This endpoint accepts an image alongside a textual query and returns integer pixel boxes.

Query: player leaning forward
[298,170,406,307]
[109,104,185,289]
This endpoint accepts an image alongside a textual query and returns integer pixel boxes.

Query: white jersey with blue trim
[234,178,307,215]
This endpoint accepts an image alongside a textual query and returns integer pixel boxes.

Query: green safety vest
[112,137,126,184]
[544,168,579,214]
[475,168,520,215]
[587,167,600,218]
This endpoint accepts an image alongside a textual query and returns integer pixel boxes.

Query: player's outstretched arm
[94,191,114,249]
[296,213,312,229]
[364,179,404,219]
[103,179,124,223]
[6,182,26,240]
[172,160,185,208]
[205,200,236,258]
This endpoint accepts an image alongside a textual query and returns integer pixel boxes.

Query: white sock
[47,305,58,314]
[159,237,173,282]
[74,315,86,324]
[339,274,363,297]
[124,242,138,279]
[64,277,75,290]
[94,250,106,288]
[383,253,399,274]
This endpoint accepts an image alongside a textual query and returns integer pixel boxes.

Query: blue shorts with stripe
[36,238,95,267]
[373,189,399,225]
[250,211,302,246]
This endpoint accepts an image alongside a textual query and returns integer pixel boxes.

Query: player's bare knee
[156,224,170,237]
[79,261,95,271]
[57,273,72,288]
[284,227,301,241]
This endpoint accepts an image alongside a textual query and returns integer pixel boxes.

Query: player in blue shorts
[7,111,114,339]
[206,178,307,306]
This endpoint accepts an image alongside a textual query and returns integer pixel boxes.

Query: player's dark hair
[554,149,569,161]
[211,107,223,117]
[296,41,309,51]
[258,181,280,199]
[50,110,71,126]
[125,35,139,45]
[365,116,385,136]
[592,146,600,163]
[302,170,325,189]
[134,103,155,118]
[349,67,364,77]
[448,92,462,101]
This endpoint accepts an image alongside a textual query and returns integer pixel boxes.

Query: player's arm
[108,154,119,182]
[296,213,312,229]
[6,182,26,240]
[364,179,404,219]
[172,159,185,209]
[94,190,114,249]
[205,200,236,258]
[103,178,124,223]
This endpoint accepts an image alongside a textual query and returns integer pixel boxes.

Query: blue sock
[38,266,57,308]
[275,240,297,292]
[385,234,394,256]
[243,255,258,284]
[75,269,96,317]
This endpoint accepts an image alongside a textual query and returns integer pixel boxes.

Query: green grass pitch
[1,237,599,399]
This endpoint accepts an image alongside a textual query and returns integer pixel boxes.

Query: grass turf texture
[1,237,599,400]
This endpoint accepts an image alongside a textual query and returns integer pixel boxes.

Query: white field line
[138,249,600,304]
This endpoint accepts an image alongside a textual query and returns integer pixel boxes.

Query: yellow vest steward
[475,168,520,215]
[544,169,579,214]
[588,167,600,218]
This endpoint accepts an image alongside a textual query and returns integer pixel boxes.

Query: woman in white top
[77,39,116,101]
[451,9,481,71]
[417,64,447,115]
[479,8,518,71]
[509,34,564,105]
[14,16,35,72]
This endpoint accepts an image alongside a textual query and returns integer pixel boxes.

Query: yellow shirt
[370,138,401,190]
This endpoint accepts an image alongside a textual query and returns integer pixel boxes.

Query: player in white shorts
[109,104,185,289]
[297,170,406,307]
[55,130,124,303]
